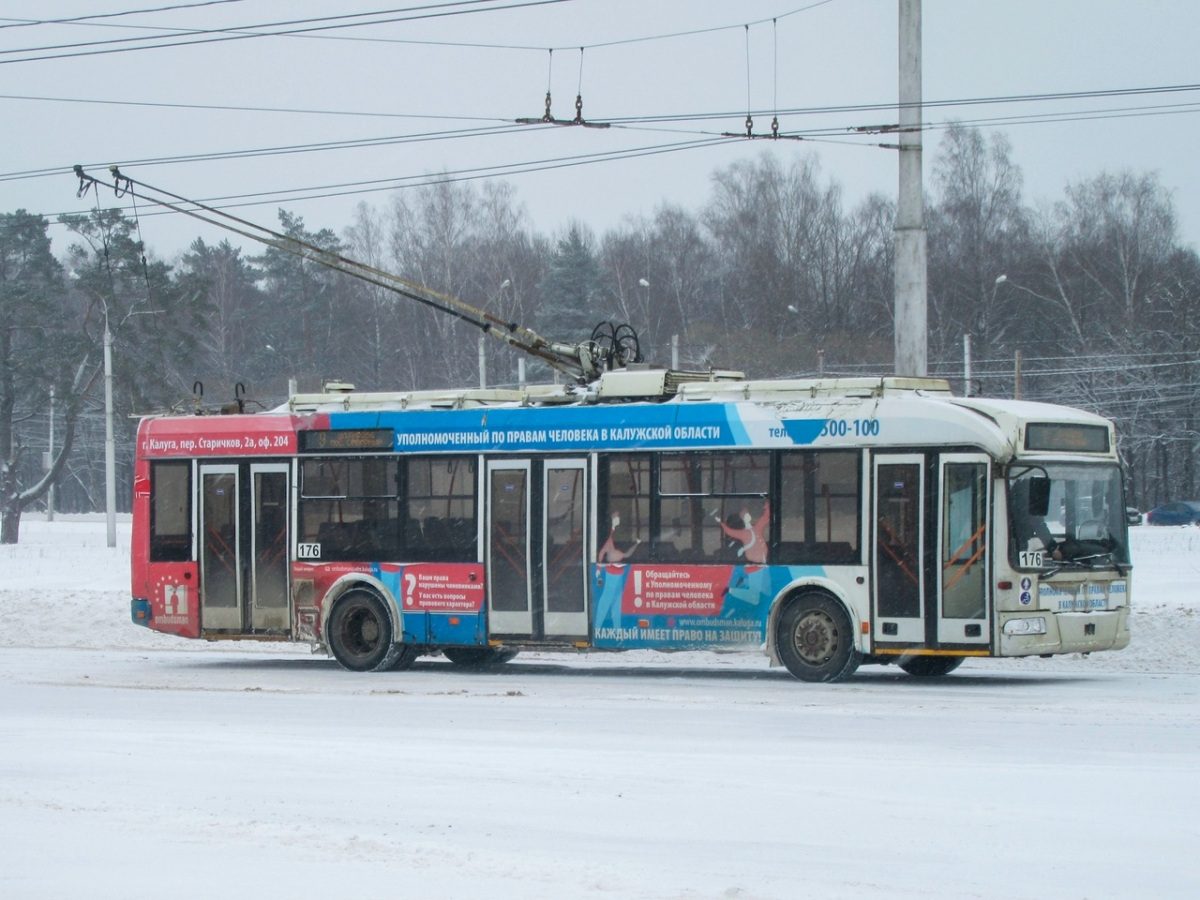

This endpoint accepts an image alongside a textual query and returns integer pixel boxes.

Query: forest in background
[3,124,1198,538]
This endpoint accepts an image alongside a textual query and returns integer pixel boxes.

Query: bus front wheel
[327,590,410,672]
[899,655,964,677]
[776,593,861,683]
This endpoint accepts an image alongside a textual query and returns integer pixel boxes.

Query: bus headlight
[1003,617,1046,636]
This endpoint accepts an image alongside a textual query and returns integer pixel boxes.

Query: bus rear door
[485,458,589,642]
[198,461,291,635]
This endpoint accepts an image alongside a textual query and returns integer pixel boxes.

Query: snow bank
[0,516,294,655]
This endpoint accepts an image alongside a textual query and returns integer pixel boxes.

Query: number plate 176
[1018,550,1044,568]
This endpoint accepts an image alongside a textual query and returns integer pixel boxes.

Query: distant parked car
[1145,501,1200,526]
[1126,507,1142,526]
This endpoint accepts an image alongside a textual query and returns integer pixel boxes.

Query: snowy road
[2,646,1198,899]
[3,519,1200,898]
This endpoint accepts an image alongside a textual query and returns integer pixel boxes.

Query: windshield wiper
[1043,551,1128,578]
[1082,551,1129,576]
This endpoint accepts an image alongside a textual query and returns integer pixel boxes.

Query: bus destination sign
[298,428,394,453]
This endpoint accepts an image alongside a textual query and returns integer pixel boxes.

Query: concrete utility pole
[894,0,927,377]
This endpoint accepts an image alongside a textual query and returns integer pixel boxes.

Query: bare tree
[928,123,1031,364]
[702,153,890,376]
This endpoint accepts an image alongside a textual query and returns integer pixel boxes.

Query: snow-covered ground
[2,517,1198,898]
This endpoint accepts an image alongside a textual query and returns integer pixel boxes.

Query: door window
[941,462,987,620]
[875,462,922,620]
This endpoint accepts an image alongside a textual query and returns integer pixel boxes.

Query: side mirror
[1028,476,1051,517]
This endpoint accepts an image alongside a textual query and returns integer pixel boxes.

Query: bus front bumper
[998,607,1130,657]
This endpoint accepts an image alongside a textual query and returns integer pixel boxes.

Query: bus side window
[600,454,650,563]
[150,461,192,562]
[298,457,400,561]
[777,450,860,565]
[403,456,477,562]
[657,452,768,563]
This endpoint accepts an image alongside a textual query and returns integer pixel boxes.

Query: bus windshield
[1008,463,1130,569]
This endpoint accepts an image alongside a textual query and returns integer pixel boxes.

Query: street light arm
[994,272,1087,345]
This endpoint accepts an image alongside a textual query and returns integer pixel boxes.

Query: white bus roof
[262,373,1117,463]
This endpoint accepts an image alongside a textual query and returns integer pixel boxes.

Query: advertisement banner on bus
[376,562,486,613]
[591,563,828,649]
[140,416,304,457]
[333,403,830,454]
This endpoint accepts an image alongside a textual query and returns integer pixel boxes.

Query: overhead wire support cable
[13,0,834,54]
[36,134,737,221]
[722,18,798,140]
[538,0,837,53]
[0,0,572,65]
[0,0,250,31]
[771,16,780,138]
[2,121,531,184]
[0,90,512,124]
[744,24,753,136]
[516,46,610,128]
[107,135,738,211]
[71,164,622,384]
[602,81,1200,127]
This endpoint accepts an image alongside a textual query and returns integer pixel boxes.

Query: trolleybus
[130,371,1131,682]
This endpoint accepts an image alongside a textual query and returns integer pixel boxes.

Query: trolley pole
[894,0,927,377]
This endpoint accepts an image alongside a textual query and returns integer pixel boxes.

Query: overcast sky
[3,0,1199,259]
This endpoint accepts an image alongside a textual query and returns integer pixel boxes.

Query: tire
[379,643,418,672]
[327,590,405,672]
[899,655,964,677]
[442,646,519,668]
[776,592,861,683]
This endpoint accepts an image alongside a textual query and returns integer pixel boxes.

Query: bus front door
[936,454,990,647]
[199,461,291,635]
[486,458,589,642]
[872,453,992,652]
[872,455,926,644]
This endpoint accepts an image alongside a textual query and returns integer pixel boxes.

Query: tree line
[2,124,1197,541]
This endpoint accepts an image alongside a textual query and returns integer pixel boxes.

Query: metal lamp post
[103,309,116,548]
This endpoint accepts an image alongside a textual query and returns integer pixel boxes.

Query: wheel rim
[341,604,381,661]
[792,609,839,666]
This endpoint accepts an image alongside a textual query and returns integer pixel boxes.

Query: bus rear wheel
[776,592,861,683]
[442,647,519,668]
[327,590,408,672]
[899,655,964,677]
